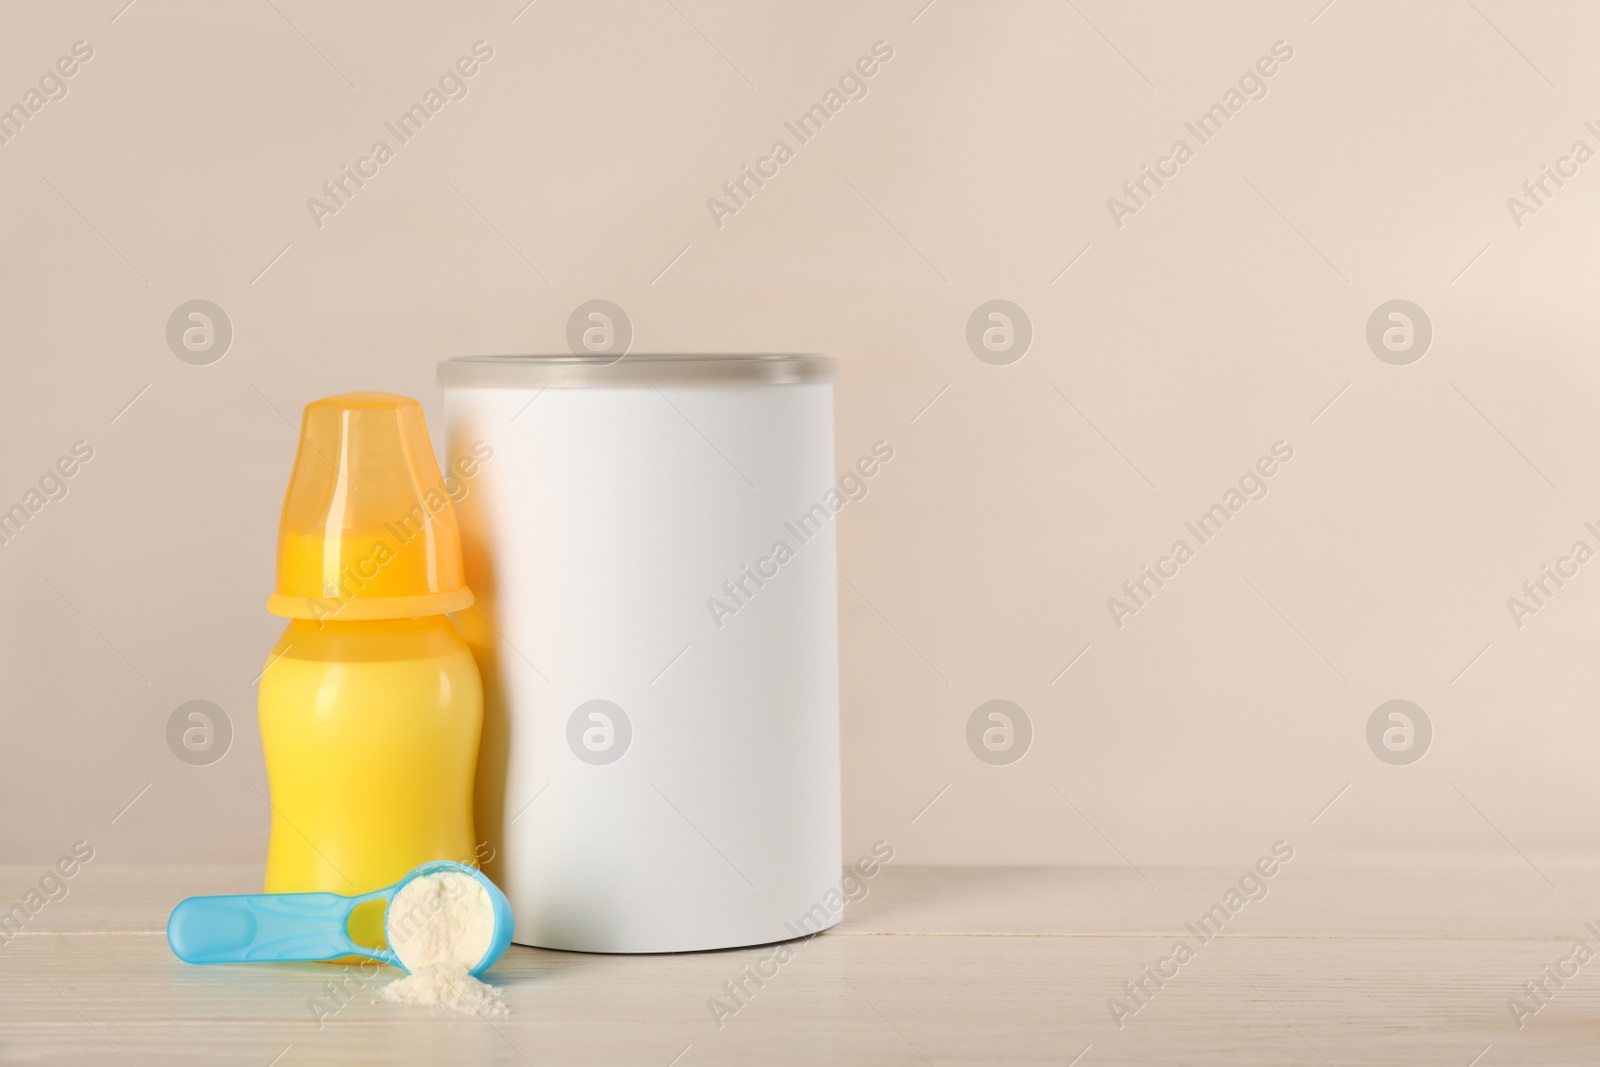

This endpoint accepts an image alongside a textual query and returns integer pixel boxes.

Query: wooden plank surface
[3,864,1598,1065]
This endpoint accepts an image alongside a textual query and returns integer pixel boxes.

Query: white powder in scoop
[379,870,508,1017]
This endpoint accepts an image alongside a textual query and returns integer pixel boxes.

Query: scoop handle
[167,891,396,966]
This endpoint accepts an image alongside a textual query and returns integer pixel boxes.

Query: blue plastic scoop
[166,860,513,976]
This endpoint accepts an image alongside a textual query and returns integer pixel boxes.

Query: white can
[440,354,841,953]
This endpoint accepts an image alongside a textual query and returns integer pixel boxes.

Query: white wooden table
[3,862,1596,1064]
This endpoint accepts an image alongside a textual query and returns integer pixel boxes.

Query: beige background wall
[3,0,1598,873]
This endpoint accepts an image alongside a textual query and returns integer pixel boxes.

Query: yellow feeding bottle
[258,392,485,950]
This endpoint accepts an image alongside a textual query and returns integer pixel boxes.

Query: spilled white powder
[379,870,508,1017]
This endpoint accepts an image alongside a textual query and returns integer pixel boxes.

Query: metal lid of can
[438,353,837,388]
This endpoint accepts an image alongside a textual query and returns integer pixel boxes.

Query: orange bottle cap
[267,392,474,621]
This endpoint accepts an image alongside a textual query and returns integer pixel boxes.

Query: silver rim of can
[438,354,837,387]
